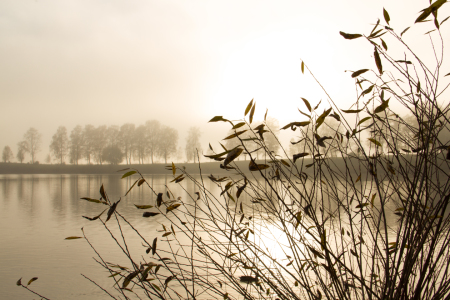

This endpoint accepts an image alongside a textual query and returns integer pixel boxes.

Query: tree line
[2,121,203,165]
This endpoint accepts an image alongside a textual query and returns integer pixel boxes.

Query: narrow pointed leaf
[245,99,254,116]
[342,108,364,113]
[339,31,362,39]
[172,162,176,176]
[138,178,146,186]
[293,153,309,163]
[301,61,305,74]
[27,277,38,286]
[301,98,312,112]
[134,204,154,209]
[223,130,247,140]
[166,203,181,213]
[351,69,369,78]
[122,171,136,179]
[143,212,160,217]
[383,8,390,24]
[249,103,256,124]
[223,147,243,166]
[374,99,389,113]
[209,116,229,123]
[106,200,120,222]
[368,138,382,147]
[65,236,83,240]
[374,48,383,75]
[152,238,157,255]
[232,122,246,129]
[358,117,372,126]
[401,27,410,36]
[157,193,163,207]
[83,209,107,221]
[125,179,139,196]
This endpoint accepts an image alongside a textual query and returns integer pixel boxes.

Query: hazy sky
[1,0,448,162]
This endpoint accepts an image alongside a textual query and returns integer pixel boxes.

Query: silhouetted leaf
[424,29,436,35]
[16,278,22,286]
[223,130,247,140]
[264,108,268,121]
[301,61,305,74]
[281,159,290,167]
[150,238,157,256]
[281,121,311,130]
[401,27,410,36]
[245,99,253,116]
[223,147,243,166]
[383,8,390,24]
[125,179,138,196]
[162,232,172,237]
[100,184,107,201]
[65,236,83,240]
[415,0,447,23]
[358,117,371,126]
[314,101,322,110]
[381,38,388,50]
[122,171,136,179]
[316,134,332,147]
[209,116,229,123]
[157,193,163,207]
[361,85,375,97]
[106,200,120,222]
[342,108,364,114]
[316,108,332,129]
[444,72,450,77]
[143,212,159,217]
[396,60,412,64]
[249,103,256,124]
[339,31,362,39]
[368,138,382,147]
[122,271,138,289]
[171,162,176,176]
[134,204,153,209]
[175,176,185,183]
[83,209,107,221]
[293,153,309,162]
[374,48,383,75]
[249,160,269,171]
[80,197,108,205]
[232,122,246,129]
[301,98,312,112]
[441,16,450,25]
[27,277,38,286]
[236,178,247,199]
[351,69,369,78]
[374,99,389,113]
[166,204,181,213]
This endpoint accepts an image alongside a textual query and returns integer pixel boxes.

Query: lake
[0,174,228,300]
[0,172,436,299]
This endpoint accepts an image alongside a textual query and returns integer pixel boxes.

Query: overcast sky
[1,0,448,162]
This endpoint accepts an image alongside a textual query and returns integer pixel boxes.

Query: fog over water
[1,0,448,163]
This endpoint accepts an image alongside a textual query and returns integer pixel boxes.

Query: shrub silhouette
[18,3,450,300]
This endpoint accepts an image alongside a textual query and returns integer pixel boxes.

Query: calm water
[0,174,222,300]
[0,173,425,299]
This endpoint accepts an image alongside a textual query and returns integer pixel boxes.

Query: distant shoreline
[0,161,251,175]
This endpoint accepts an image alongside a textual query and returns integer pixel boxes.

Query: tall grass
[18,3,450,299]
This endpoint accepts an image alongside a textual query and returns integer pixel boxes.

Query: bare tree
[49,126,69,164]
[134,125,148,164]
[145,120,161,164]
[22,127,42,163]
[2,146,14,162]
[185,127,201,163]
[69,125,84,165]
[157,126,178,163]
[83,125,96,164]
[93,125,107,164]
[119,123,135,164]
[16,141,27,163]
